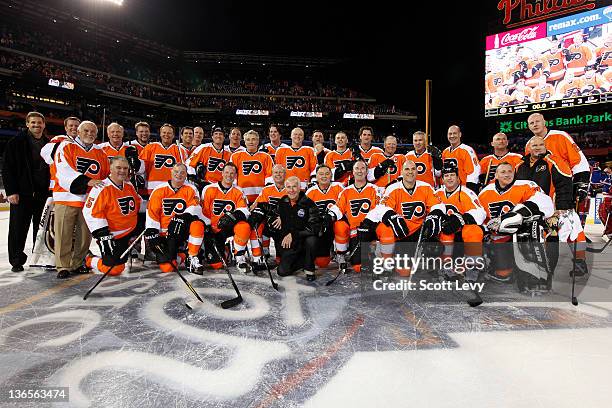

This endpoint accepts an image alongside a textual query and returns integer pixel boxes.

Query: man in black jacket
[2,112,50,272]
[275,176,323,281]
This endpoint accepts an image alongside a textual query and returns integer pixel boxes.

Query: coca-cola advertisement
[484,5,612,117]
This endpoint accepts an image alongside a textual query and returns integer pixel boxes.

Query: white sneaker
[188,255,204,275]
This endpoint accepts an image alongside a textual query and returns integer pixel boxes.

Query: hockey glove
[131,174,145,190]
[422,209,444,239]
[442,213,465,234]
[466,182,480,193]
[373,159,395,179]
[218,210,246,235]
[124,146,141,172]
[334,160,353,180]
[382,210,409,239]
[249,204,268,229]
[427,145,443,171]
[93,227,118,266]
[573,182,589,202]
[497,203,533,234]
[357,218,378,242]
[168,213,193,239]
[144,228,161,247]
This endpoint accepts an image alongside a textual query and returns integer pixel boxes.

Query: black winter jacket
[2,130,50,197]
[277,192,322,239]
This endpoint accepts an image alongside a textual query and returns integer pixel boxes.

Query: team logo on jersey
[488,200,514,218]
[242,161,262,175]
[314,199,336,214]
[76,157,100,175]
[538,92,551,101]
[415,162,427,175]
[349,199,371,217]
[117,197,136,215]
[212,200,235,216]
[286,156,305,169]
[162,198,186,216]
[154,154,176,169]
[401,202,426,219]
[444,204,460,216]
[207,157,226,172]
[493,77,502,86]
[549,58,560,67]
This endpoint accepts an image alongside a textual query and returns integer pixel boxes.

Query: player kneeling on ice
[363,160,446,278]
[83,156,144,275]
[479,162,554,292]
[144,163,205,274]
[435,162,487,282]
[200,163,252,274]
[274,176,323,281]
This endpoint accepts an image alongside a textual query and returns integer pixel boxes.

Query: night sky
[45,0,505,144]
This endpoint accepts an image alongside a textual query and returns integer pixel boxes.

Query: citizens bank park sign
[497,0,598,28]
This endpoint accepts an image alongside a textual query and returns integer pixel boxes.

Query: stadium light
[87,0,124,6]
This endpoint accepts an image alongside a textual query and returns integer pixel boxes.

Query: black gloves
[382,210,409,239]
[573,182,589,202]
[218,210,247,235]
[334,160,353,180]
[422,209,444,239]
[168,213,193,238]
[357,218,377,242]
[427,145,443,171]
[442,213,465,235]
[93,227,118,266]
[249,204,267,229]
[373,159,395,179]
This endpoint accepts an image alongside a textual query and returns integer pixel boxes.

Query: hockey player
[144,163,205,274]
[41,116,80,191]
[435,162,486,282]
[355,126,383,164]
[516,136,587,275]
[129,121,151,154]
[193,126,204,147]
[364,160,446,276]
[275,127,317,189]
[229,129,273,204]
[178,126,195,163]
[200,163,252,273]
[261,124,288,162]
[543,40,566,84]
[99,123,129,159]
[479,132,522,187]
[328,160,380,273]
[478,162,554,283]
[368,135,407,189]
[565,32,595,78]
[139,123,183,194]
[306,165,344,270]
[83,156,142,275]
[228,127,245,153]
[186,125,231,184]
[324,131,354,184]
[54,121,110,278]
[276,176,322,281]
[312,129,330,165]
[442,125,481,193]
[405,131,443,187]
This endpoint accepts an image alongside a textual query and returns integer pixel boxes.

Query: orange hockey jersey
[479,152,523,185]
[442,144,481,186]
[254,183,286,209]
[329,182,380,232]
[357,145,384,164]
[83,178,142,238]
[201,182,250,233]
[485,71,505,94]
[478,180,554,222]
[229,150,274,202]
[261,142,289,163]
[371,180,445,235]
[275,145,317,188]
[543,49,566,82]
[41,134,73,190]
[405,150,440,187]
[139,142,184,194]
[178,143,194,163]
[146,182,201,234]
[368,152,406,188]
[435,186,486,225]
[186,142,231,184]
[54,140,110,207]
[99,142,129,159]
[305,182,344,215]
[324,148,354,184]
[524,129,589,176]
[566,44,594,76]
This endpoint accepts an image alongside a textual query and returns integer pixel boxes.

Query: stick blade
[185,300,203,310]
[220,296,243,309]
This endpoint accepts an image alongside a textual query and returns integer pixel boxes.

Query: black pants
[8,193,48,267]
[278,235,317,276]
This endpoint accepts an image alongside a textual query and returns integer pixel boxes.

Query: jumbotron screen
[485,6,612,117]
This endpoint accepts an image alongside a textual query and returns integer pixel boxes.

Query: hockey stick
[586,238,611,253]
[326,241,361,286]
[570,199,580,306]
[253,227,278,290]
[402,227,424,299]
[83,229,146,300]
[202,241,243,309]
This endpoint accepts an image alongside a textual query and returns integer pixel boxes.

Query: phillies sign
[497,0,597,27]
